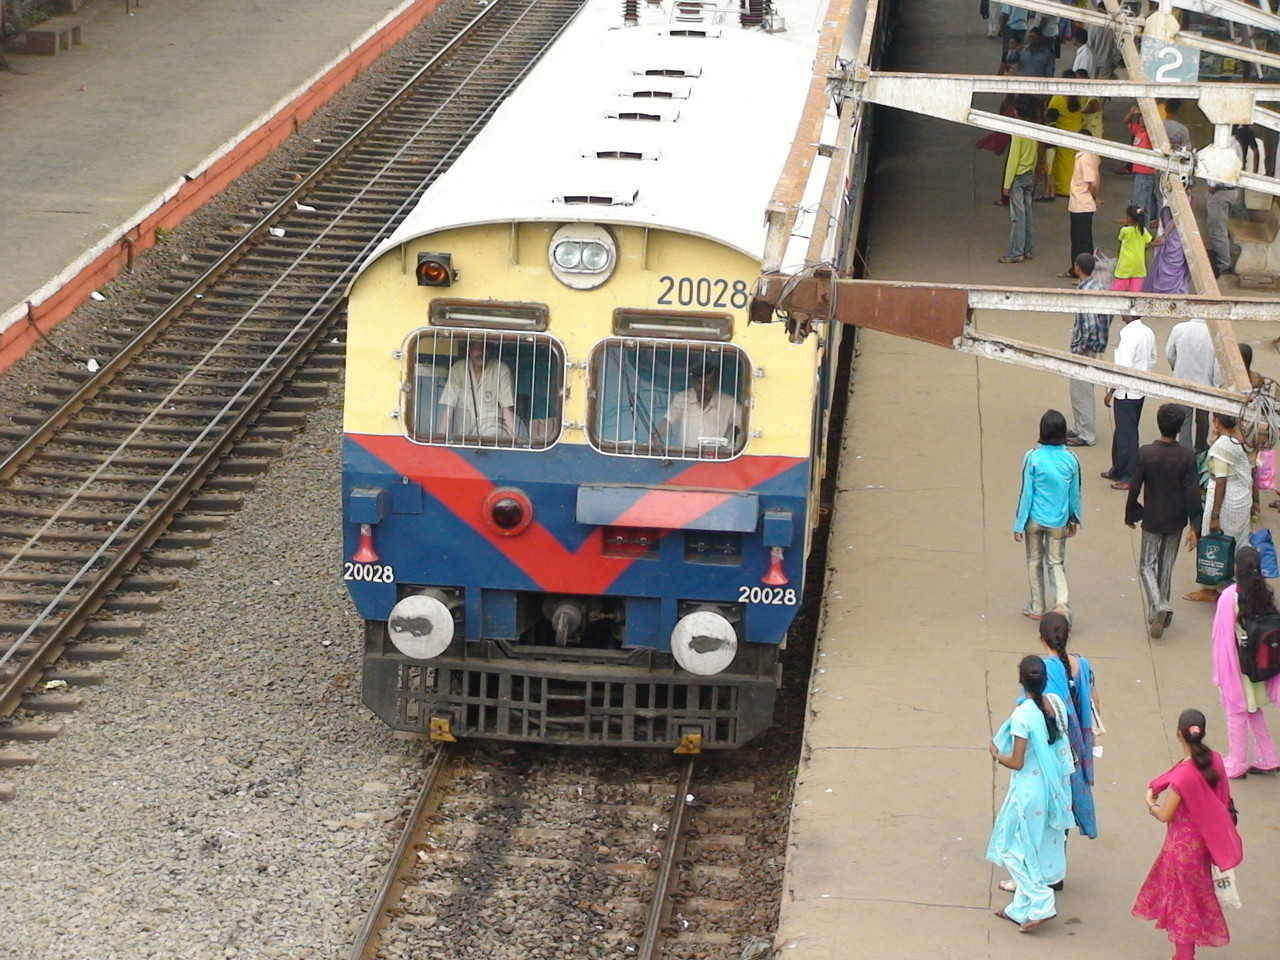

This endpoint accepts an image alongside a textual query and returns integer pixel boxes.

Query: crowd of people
[982,10,1277,956]
[980,3,1260,281]
[1002,401,1268,956]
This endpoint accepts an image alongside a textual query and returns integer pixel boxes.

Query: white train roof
[352,0,842,283]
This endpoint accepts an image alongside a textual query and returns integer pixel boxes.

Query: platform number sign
[1140,35,1200,84]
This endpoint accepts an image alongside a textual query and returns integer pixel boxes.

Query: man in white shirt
[1204,135,1244,276]
[654,361,743,456]
[1072,29,1093,75]
[1166,317,1218,454]
[439,340,517,442]
[1103,315,1157,489]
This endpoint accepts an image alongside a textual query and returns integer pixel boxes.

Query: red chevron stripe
[351,435,802,592]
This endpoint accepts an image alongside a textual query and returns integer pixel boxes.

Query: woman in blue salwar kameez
[1038,612,1099,840]
[988,656,1075,933]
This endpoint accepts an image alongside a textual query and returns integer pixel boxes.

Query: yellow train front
[341,0,859,748]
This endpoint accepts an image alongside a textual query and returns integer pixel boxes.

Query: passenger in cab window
[439,340,516,442]
[653,359,743,456]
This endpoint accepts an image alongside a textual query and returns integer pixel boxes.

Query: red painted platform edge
[0,0,446,375]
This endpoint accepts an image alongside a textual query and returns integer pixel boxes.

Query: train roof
[352,0,851,283]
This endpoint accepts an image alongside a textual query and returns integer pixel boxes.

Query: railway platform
[776,2,1280,958]
[0,0,447,363]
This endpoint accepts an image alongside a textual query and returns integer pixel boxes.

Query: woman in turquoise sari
[1038,612,1100,840]
[988,656,1075,933]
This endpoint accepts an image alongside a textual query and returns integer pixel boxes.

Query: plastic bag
[1250,529,1279,578]
[1091,252,1118,288]
[1212,866,1242,910]
[1197,533,1237,586]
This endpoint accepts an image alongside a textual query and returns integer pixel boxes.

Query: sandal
[998,880,1017,893]
[998,255,1026,264]
[1183,588,1219,603]
[994,909,1020,926]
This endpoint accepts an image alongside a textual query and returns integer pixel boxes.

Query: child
[1112,205,1152,292]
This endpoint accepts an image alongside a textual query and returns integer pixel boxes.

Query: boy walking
[1125,404,1203,638]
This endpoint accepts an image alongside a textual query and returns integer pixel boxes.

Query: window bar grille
[593,337,745,460]
[412,328,561,451]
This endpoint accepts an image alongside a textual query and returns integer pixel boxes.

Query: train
[342,0,878,749]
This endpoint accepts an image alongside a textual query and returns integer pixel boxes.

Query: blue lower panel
[342,436,812,650]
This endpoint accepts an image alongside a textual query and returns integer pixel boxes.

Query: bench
[15,16,83,56]
[1228,200,1280,287]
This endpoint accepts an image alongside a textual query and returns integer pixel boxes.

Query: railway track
[0,0,586,799]
[350,748,761,960]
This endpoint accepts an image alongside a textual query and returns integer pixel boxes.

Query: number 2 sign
[1140,35,1200,83]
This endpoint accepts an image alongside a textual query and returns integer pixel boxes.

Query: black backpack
[1239,613,1280,683]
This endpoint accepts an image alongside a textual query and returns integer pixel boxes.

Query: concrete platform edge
[0,0,445,372]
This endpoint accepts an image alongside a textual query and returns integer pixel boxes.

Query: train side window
[405,328,564,450]
[587,338,750,461]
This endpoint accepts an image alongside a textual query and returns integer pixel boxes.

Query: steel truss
[756,0,1280,407]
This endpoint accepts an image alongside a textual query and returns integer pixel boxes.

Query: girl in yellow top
[1112,205,1153,291]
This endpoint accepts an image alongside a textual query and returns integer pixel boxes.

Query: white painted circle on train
[387,593,454,660]
[671,610,737,676]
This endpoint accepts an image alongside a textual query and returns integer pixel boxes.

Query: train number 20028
[343,562,395,583]
[657,275,751,309]
[738,586,798,606]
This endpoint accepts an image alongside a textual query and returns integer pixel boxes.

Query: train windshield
[404,328,564,450]
[588,338,749,461]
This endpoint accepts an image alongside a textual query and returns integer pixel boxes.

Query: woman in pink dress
[1132,709,1243,959]
[1210,547,1280,779]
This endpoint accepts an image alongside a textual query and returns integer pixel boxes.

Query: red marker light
[761,545,788,586]
[352,523,379,563]
[491,497,524,530]
[482,487,533,536]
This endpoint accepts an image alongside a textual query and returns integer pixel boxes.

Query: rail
[0,0,505,486]
[0,0,587,751]
[637,757,696,960]
[348,746,454,960]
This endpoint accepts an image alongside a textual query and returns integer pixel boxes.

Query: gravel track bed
[0,390,432,960]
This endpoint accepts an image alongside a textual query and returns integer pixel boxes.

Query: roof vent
[583,150,661,161]
[622,84,692,99]
[635,66,702,78]
[663,28,721,38]
[606,107,680,122]
[555,188,639,206]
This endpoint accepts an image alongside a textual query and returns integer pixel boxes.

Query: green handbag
[1196,533,1237,586]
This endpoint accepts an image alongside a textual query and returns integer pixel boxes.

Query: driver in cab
[438,340,517,442]
[652,360,742,454]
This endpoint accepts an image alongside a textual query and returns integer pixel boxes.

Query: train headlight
[549,224,615,289]
[387,593,455,660]
[553,241,583,270]
[579,242,611,271]
[670,610,737,676]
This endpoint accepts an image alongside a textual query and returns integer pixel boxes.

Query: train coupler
[429,714,458,743]
[673,729,703,755]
